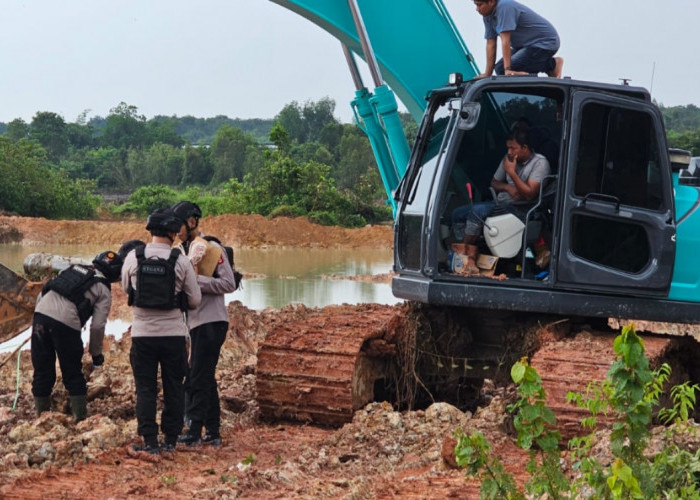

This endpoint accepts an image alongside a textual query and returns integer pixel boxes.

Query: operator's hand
[92,353,105,367]
[503,153,517,175]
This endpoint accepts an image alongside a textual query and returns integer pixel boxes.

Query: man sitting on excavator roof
[473,0,563,78]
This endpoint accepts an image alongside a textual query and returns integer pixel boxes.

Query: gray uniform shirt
[121,242,201,338]
[483,0,560,51]
[493,152,550,203]
[186,239,237,331]
[34,269,112,356]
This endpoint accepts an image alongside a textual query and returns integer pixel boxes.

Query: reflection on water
[0,244,401,310]
[0,244,108,274]
[233,248,399,309]
[0,244,401,353]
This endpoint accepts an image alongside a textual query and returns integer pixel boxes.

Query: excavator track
[531,328,700,440]
[255,301,700,437]
[256,303,400,426]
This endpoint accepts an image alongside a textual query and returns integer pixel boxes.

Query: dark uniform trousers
[185,321,227,435]
[130,336,188,441]
[31,313,86,397]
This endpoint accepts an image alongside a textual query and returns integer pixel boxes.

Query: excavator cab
[266,0,699,326]
[392,76,699,323]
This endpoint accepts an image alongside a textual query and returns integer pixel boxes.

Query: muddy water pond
[0,243,400,309]
[0,244,400,352]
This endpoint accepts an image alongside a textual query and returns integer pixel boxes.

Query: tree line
[0,98,393,226]
[661,104,700,156]
[0,100,698,223]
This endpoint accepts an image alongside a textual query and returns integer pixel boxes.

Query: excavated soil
[0,214,394,249]
[0,214,699,498]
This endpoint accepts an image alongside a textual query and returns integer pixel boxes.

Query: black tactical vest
[128,246,185,310]
[42,265,107,326]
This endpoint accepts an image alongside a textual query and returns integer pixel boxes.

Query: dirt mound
[0,221,22,244]
[2,215,699,497]
[0,214,393,249]
[0,301,503,498]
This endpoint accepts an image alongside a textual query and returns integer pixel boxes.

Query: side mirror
[457,102,481,130]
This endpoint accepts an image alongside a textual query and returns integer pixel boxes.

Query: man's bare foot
[548,57,564,78]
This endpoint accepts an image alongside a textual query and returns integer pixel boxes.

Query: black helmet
[146,208,184,234]
[93,250,123,282]
[171,201,202,221]
[117,239,146,259]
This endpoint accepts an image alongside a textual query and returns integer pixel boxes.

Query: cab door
[556,92,675,295]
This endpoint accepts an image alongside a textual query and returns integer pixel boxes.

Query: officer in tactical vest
[31,250,123,421]
[117,239,146,260]
[172,201,237,446]
[121,207,201,455]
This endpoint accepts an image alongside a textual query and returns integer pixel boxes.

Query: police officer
[172,201,236,446]
[117,239,146,260]
[31,250,123,422]
[121,208,201,454]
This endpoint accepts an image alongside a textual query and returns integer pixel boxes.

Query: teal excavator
[265,0,700,316]
[257,0,700,428]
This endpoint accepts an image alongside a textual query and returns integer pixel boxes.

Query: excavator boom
[269,0,479,209]
[271,0,478,121]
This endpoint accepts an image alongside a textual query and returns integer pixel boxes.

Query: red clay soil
[0,214,394,249]
[0,214,699,498]
[0,299,530,499]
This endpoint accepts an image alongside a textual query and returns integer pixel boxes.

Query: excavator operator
[451,124,550,246]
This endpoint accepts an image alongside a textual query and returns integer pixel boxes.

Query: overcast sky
[1,0,698,125]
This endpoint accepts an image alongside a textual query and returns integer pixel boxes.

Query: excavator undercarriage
[256,301,700,437]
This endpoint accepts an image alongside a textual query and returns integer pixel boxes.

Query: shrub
[455,324,700,499]
[268,205,307,219]
[114,185,178,216]
[308,210,339,226]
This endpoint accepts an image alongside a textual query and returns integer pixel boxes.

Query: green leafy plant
[160,474,177,487]
[455,324,700,499]
[509,358,569,498]
[220,473,237,484]
[454,429,521,499]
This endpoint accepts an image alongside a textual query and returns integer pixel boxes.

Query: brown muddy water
[0,244,400,352]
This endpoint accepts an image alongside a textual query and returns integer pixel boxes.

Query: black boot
[34,396,51,416]
[161,435,178,453]
[177,420,202,446]
[132,435,160,455]
[202,432,222,446]
[69,395,87,422]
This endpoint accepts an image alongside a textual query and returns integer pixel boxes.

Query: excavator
[2,0,698,436]
[255,0,700,435]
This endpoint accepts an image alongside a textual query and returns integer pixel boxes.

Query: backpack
[42,265,107,326]
[202,235,242,290]
[128,246,186,310]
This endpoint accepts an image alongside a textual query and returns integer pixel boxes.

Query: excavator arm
[269,0,479,210]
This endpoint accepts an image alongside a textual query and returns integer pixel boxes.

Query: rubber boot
[69,395,88,422]
[34,396,51,416]
[178,420,203,446]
